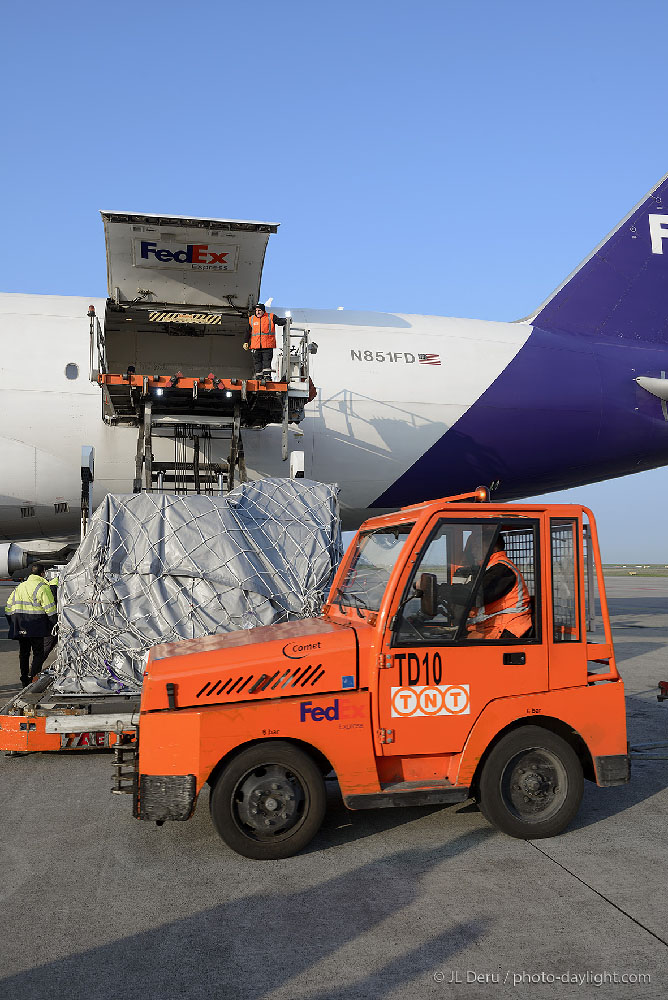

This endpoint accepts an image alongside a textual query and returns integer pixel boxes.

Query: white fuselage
[0,292,530,539]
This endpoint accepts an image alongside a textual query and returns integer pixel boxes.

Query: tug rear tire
[478,726,583,839]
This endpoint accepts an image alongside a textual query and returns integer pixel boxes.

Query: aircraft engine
[0,542,27,577]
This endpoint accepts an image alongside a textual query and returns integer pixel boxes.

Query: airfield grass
[603,564,668,577]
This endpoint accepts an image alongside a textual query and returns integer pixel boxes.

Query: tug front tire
[478,726,583,839]
[209,741,327,859]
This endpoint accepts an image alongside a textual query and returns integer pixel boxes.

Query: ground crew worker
[467,536,532,639]
[243,304,288,382]
[5,563,57,687]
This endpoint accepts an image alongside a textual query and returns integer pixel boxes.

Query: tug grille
[195,664,326,700]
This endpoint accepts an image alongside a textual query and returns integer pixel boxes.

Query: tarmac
[0,577,666,999]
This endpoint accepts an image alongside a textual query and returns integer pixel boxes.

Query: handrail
[280,319,311,388]
[88,305,107,379]
[280,316,291,382]
[88,306,96,381]
[582,506,619,680]
[97,315,107,375]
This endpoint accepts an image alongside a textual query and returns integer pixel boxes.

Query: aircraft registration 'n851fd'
[3,173,668,568]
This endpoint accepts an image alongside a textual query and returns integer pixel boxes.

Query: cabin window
[65,363,79,380]
[550,519,581,642]
[336,523,415,612]
[393,519,539,645]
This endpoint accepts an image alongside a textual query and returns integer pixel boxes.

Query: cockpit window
[334,523,415,612]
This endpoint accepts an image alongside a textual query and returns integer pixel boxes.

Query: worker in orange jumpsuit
[243,304,288,382]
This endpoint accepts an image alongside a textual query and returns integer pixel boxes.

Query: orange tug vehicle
[119,490,630,859]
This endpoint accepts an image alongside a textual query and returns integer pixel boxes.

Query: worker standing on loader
[5,563,57,688]
[243,303,288,382]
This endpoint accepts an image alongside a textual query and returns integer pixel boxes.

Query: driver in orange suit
[466,537,533,639]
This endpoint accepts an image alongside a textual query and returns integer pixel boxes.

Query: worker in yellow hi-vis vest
[5,563,57,688]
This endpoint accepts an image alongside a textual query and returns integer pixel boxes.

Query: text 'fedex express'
[136,241,238,271]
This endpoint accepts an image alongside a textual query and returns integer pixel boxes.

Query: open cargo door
[101,211,278,310]
[99,212,279,380]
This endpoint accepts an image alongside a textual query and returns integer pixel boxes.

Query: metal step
[112,742,138,796]
[344,779,470,810]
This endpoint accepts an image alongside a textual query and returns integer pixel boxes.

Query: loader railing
[278,317,313,390]
[88,305,107,380]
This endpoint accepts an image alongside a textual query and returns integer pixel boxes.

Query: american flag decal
[418,353,441,366]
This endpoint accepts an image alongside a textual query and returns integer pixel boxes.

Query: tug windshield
[335,524,415,612]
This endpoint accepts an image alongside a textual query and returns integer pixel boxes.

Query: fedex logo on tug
[300,699,364,722]
[137,240,236,270]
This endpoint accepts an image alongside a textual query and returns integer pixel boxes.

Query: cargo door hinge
[377,654,393,670]
[377,728,394,744]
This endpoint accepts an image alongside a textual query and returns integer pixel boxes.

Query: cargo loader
[93,212,317,493]
[121,489,630,859]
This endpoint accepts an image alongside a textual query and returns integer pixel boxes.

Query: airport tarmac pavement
[0,577,666,999]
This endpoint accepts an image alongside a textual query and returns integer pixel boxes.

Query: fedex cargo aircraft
[2,172,668,572]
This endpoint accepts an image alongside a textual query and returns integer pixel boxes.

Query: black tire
[478,726,583,839]
[209,741,327,859]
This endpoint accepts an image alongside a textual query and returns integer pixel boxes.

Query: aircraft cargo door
[101,211,278,309]
[99,212,279,380]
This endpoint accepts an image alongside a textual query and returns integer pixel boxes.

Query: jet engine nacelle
[0,542,27,577]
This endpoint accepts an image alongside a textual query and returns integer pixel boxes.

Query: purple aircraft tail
[529,172,668,344]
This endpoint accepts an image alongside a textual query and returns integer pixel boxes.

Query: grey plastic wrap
[52,479,342,694]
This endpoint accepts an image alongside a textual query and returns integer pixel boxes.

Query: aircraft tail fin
[528,172,668,343]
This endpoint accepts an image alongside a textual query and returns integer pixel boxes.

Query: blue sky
[2,1,668,560]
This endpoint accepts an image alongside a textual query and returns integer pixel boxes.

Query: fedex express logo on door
[134,239,239,272]
[391,685,470,718]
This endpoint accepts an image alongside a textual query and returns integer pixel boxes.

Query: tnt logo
[390,685,470,718]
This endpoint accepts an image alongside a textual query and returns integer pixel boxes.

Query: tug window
[394,520,538,645]
[550,519,580,642]
[336,523,415,612]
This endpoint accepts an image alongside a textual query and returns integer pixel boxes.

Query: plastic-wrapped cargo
[53,479,342,694]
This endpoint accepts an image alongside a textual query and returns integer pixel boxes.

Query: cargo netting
[52,479,342,694]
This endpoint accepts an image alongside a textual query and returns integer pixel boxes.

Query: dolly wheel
[478,726,584,839]
[209,741,326,859]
